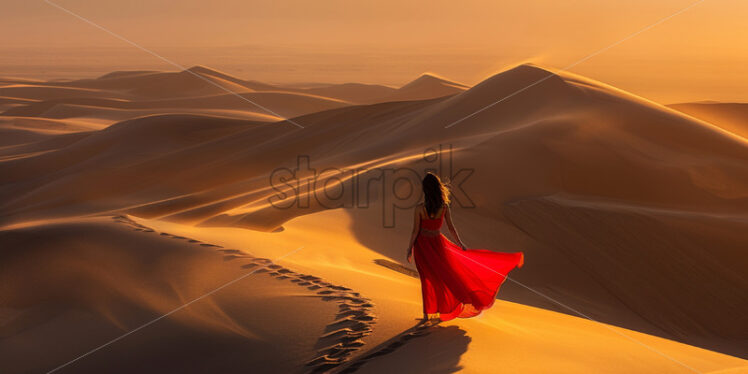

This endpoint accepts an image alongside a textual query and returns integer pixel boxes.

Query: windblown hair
[422,172,450,217]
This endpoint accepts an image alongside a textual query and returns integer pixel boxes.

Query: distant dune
[300,83,398,104]
[0,67,468,128]
[67,66,257,98]
[386,72,469,102]
[1,91,350,122]
[1,64,747,373]
[296,73,468,104]
[0,84,128,101]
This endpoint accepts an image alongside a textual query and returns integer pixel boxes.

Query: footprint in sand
[110,214,376,373]
[219,249,242,254]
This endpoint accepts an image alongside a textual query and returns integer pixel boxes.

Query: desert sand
[1,64,747,373]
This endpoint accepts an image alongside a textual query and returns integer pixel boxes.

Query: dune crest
[669,102,748,139]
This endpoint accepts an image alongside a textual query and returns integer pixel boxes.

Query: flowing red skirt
[413,233,524,321]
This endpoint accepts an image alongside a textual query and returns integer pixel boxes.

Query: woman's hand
[459,242,467,251]
[407,249,414,264]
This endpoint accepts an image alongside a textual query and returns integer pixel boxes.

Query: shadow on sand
[337,321,470,373]
[373,258,419,278]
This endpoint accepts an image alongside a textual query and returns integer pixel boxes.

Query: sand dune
[0,216,373,373]
[384,72,469,102]
[0,96,38,113]
[296,73,467,104]
[0,84,127,101]
[1,91,349,123]
[300,83,398,104]
[0,116,103,149]
[1,64,747,372]
[66,66,255,99]
[503,195,748,357]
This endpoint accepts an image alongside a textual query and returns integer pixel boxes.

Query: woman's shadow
[337,320,470,373]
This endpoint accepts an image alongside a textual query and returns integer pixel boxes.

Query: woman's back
[420,204,445,230]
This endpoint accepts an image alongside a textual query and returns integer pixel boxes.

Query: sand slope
[0,216,374,373]
[133,209,748,374]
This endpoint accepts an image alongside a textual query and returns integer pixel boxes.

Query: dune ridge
[669,102,748,139]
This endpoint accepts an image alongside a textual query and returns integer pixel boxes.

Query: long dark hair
[422,172,450,217]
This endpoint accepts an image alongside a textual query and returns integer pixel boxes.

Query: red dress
[413,207,524,321]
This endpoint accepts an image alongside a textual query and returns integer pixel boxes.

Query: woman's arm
[406,205,422,263]
[444,205,466,250]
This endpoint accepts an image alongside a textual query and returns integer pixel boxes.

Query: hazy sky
[1,0,746,102]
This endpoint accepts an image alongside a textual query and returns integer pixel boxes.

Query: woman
[406,172,524,323]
